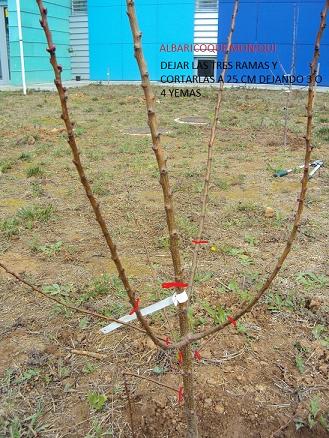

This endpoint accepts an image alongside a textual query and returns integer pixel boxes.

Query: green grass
[217,279,253,304]
[92,173,113,196]
[17,205,54,224]
[194,271,214,284]
[31,240,63,257]
[266,292,295,313]
[52,145,70,158]
[30,181,45,197]
[221,245,254,266]
[156,235,170,249]
[317,126,329,141]
[26,165,44,178]
[213,177,230,190]
[102,302,127,319]
[296,272,329,288]
[85,149,106,161]
[0,204,55,237]
[78,274,125,304]
[201,301,229,325]
[42,283,73,299]
[18,152,32,161]
[0,159,16,174]
[87,392,107,412]
[0,217,20,237]
[177,215,198,238]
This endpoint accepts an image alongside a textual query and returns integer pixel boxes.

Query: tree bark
[125,1,198,435]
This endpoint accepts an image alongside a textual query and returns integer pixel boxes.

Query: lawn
[0,84,328,437]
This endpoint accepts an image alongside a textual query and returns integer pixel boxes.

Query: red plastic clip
[177,385,184,403]
[178,350,184,366]
[194,350,202,361]
[129,298,140,315]
[162,281,188,289]
[227,315,237,327]
[165,336,170,346]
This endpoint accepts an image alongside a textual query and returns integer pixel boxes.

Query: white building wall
[69,14,89,80]
[70,1,89,80]
[194,5,218,58]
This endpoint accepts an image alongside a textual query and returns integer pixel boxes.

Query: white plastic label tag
[172,291,188,306]
[100,290,189,334]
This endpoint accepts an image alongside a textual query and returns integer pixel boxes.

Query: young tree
[1,0,328,436]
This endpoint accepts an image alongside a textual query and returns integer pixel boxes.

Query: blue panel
[218,2,258,43]
[217,0,329,86]
[257,4,294,44]
[8,0,71,85]
[88,0,195,81]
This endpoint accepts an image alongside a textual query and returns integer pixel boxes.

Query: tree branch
[170,0,329,350]
[124,371,177,393]
[126,0,183,284]
[125,1,198,433]
[188,0,239,300]
[0,262,145,334]
[35,0,165,349]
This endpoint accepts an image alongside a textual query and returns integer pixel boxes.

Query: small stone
[265,207,275,218]
[76,333,86,344]
[27,136,36,145]
[201,348,212,359]
[204,398,212,405]
[306,298,321,311]
[319,364,328,374]
[215,404,225,414]
[255,384,266,392]
[141,337,156,350]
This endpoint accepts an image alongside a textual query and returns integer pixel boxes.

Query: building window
[72,0,87,15]
[196,0,218,12]
[194,58,216,78]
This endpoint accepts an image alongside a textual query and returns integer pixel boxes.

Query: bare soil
[0,85,328,437]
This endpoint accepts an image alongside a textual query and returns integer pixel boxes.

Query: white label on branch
[100,291,188,334]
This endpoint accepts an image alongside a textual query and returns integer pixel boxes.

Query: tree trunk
[179,304,199,437]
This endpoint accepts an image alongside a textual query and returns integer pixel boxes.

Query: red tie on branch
[177,385,184,403]
[227,315,237,327]
[162,281,189,289]
[178,350,183,366]
[194,350,202,361]
[165,336,171,346]
[129,298,140,315]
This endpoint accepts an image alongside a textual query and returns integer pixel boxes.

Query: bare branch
[123,374,137,438]
[0,261,145,334]
[125,0,184,287]
[124,372,177,393]
[170,0,329,350]
[70,349,108,359]
[128,200,173,333]
[125,1,198,433]
[189,0,240,300]
[35,0,164,349]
